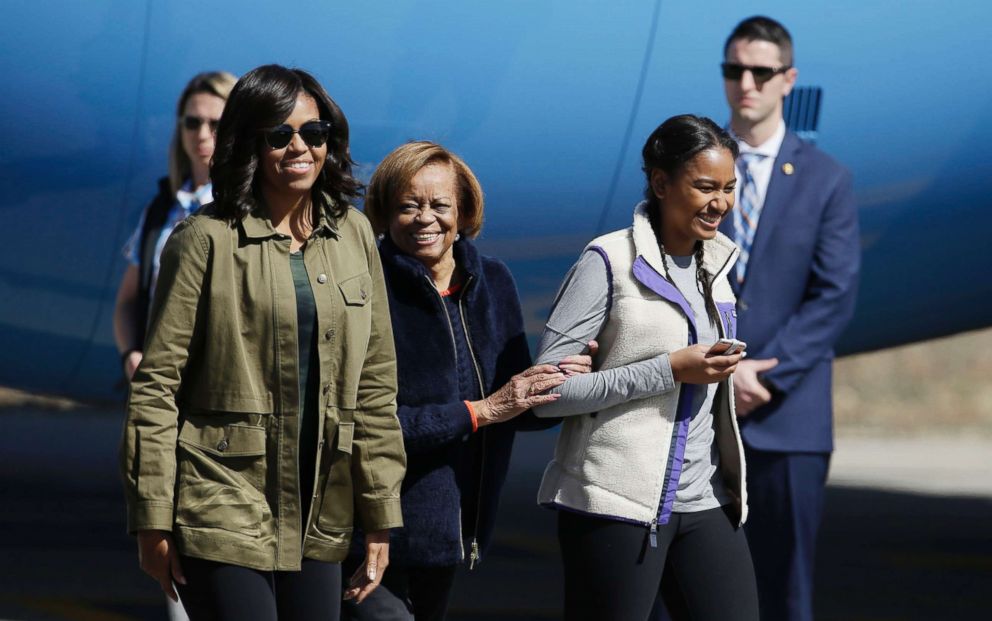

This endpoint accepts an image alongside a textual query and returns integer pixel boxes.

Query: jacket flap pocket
[337,422,355,454]
[179,420,266,457]
[338,272,372,306]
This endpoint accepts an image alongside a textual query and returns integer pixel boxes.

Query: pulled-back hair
[210,64,362,222]
[168,71,237,194]
[641,114,738,205]
[641,114,738,325]
[724,16,794,66]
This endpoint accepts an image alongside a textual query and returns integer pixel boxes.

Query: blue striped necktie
[733,152,767,284]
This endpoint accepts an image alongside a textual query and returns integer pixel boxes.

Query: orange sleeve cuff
[464,400,479,433]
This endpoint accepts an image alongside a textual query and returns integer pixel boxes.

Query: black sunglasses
[260,120,333,149]
[182,115,220,132]
[721,63,791,82]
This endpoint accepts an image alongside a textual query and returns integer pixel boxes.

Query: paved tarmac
[1,406,990,620]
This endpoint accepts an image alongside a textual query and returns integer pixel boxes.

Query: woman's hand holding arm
[555,340,598,375]
[469,364,566,426]
[137,530,185,602]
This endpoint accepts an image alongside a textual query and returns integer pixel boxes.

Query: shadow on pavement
[1,410,989,620]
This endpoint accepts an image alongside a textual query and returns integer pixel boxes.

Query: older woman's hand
[554,340,598,376]
[471,364,566,426]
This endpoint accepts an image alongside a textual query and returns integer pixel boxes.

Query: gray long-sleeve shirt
[535,249,729,512]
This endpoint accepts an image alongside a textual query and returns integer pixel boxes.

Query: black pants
[176,556,341,621]
[558,506,759,621]
[341,559,457,621]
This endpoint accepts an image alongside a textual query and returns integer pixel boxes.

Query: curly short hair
[364,141,484,239]
[210,64,362,222]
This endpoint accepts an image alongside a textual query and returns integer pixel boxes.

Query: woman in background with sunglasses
[120,64,407,621]
[114,71,236,385]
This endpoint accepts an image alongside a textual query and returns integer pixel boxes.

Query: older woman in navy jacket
[343,141,593,620]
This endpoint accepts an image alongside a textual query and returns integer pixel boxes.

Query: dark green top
[291,250,319,526]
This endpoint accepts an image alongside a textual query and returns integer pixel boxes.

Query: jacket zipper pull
[469,538,480,570]
[649,520,658,548]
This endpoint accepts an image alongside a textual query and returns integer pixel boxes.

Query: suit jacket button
[216,439,229,452]
[317,274,327,284]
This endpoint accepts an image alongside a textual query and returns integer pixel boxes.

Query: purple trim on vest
[657,385,695,524]
[631,256,698,334]
[587,246,613,315]
[716,301,737,339]
[630,255,701,526]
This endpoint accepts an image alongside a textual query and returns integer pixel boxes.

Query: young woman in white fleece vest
[534,115,759,621]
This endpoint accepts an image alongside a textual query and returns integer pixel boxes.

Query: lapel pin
[782,162,795,175]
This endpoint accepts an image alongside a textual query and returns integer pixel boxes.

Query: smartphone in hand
[706,338,747,357]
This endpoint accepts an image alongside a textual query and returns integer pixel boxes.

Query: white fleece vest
[538,202,748,526]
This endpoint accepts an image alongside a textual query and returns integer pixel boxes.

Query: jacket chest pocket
[329,272,374,409]
[175,415,269,537]
[715,302,737,339]
[338,272,372,307]
[315,408,355,534]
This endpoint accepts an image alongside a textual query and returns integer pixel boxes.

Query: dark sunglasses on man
[261,120,333,150]
[721,63,791,83]
[182,115,221,132]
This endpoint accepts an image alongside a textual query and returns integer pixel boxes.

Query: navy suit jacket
[719,131,860,453]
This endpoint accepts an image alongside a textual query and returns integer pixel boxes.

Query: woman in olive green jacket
[120,65,406,621]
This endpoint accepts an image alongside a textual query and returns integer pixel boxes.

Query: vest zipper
[653,248,737,529]
[653,273,698,531]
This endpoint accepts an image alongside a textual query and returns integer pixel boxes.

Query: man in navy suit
[717,16,860,621]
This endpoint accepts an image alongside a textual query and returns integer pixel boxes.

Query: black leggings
[558,506,758,621]
[176,556,341,621]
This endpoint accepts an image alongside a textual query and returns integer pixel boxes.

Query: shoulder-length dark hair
[210,64,362,222]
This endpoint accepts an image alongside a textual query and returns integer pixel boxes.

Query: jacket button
[323,384,331,395]
[739,300,749,311]
[317,274,327,284]
[216,439,229,452]
[360,289,367,300]
[325,329,335,340]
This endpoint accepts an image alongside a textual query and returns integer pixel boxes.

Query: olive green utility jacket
[120,204,406,571]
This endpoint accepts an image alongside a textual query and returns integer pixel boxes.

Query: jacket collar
[631,200,738,280]
[239,195,341,240]
[380,234,484,292]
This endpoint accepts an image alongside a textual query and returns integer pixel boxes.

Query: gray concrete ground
[1,406,990,620]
